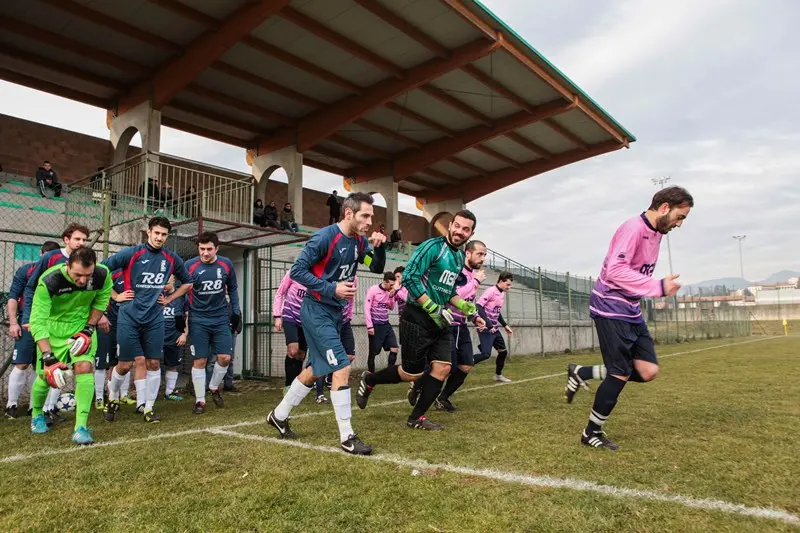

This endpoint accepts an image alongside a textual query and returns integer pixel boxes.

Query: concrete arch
[431,211,453,238]
[112,126,140,166]
[253,164,283,203]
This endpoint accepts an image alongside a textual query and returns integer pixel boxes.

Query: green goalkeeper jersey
[29,263,112,342]
[402,236,465,308]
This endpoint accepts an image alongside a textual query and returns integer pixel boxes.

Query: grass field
[1,335,798,532]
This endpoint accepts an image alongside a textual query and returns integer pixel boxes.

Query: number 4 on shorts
[326,349,337,365]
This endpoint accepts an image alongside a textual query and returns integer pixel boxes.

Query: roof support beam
[0,45,125,91]
[0,67,109,109]
[256,37,501,154]
[506,132,552,160]
[353,98,574,182]
[544,119,588,151]
[210,62,323,108]
[351,0,449,59]
[184,85,296,127]
[118,0,291,113]
[161,117,251,148]
[419,85,492,126]
[384,102,454,137]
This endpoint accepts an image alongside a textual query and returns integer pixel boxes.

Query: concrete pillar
[345,176,399,232]
[419,198,465,238]
[250,145,304,224]
[109,101,161,166]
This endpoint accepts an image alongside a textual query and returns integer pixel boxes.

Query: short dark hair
[68,247,96,268]
[41,241,60,254]
[197,231,219,247]
[43,160,51,164]
[393,266,405,275]
[452,209,477,232]
[62,223,90,240]
[148,216,171,231]
[383,271,395,282]
[465,240,485,252]
[498,271,513,282]
[342,192,373,214]
[649,186,694,210]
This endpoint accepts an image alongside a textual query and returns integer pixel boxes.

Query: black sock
[367,353,377,373]
[284,357,303,387]
[365,364,401,387]
[409,373,444,420]
[473,352,491,365]
[585,375,626,434]
[387,351,397,366]
[576,366,594,380]
[439,369,467,401]
[629,367,648,383]
[495,350,508,375]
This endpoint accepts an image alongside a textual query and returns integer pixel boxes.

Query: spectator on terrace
[36,160,62,198]
[264,200,280,229]
[280,202,299,232]
[181,186,199,219]
[160,181,174,215]
[326,190,341,225]
[254,199,266,226]
[389,228,405,253]
[139,176,160,212]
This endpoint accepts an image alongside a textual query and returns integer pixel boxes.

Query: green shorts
[35,328,97,375]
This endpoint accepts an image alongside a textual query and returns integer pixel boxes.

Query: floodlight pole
[733,235,746,282]
[651,176,674,274]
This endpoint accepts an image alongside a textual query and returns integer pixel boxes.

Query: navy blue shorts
[340,321,355,356]
[117,314,164,361]
[282,320,307,352]
[478,329,507,355]
[594,317,658,377]
[368,323,398,355]
[451,324,475,366]
[300,300,350,376]
[94,328,118,370]
[189,318,233,360]
[11,329,36,366]
[163,344,183,367]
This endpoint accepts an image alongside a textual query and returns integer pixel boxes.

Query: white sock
[108,367,124,401]
[330,388,354,443]
[209,362,228,392]
[45,387,61,411]
[192,367,206,404]
[165,371,178,396]
[145,370,161,411]
[121,371,131,398]
[27,369,36,408]
[7,367,26,407]
[592,366,607,380]
[274,379,312,421]
[94,369,106,401]
[134,379,146,408]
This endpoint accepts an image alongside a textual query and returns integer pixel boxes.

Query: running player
[29,247,112,445]
[364,272,398,372]
[474,271,514,382]
[5,240,60,419]
[161,275,187,402]
[273,268,308,397]
[266,192,386,455]
[356,211,485,430]
[185,231,240,413]
[570,186,691,450]
[101,217,192,423]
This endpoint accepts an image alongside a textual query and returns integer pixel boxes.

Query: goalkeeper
[356,211,485,431]
[29,247,112,445]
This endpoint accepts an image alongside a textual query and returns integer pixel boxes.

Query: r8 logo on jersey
[140,272,166,287]
[199,280,224,292]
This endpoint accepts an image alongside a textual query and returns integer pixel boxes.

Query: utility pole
[733,235,746,285]
[651,176,674,274]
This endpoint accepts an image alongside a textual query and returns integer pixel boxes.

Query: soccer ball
[56,393,76,412]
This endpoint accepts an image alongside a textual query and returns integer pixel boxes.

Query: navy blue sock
[585,375,626,434]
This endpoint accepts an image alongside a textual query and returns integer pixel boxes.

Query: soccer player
[356,210,485,430]
[364,272,398,372]
[5,240,60,419]
[273,268,308,397]
[22,223,92,422]
[392,266,407,315]
[474,271,514,382]
[29,247,113,445]
[161,275,187,402]
[570,186,691,450]
[101,216,192,423]
[94,270,123,410]
[266,192,386,455]
[184,231,241,414]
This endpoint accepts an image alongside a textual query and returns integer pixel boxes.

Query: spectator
[160,181,174,216]
[253,199,266,226]
[181,186,199,219]
[379,224,387,237]
[326,190,341,225]
[139,176,160,212]
[36,160,62,198]
[264,200,280,229]
[280,202,299,232]
[389,228,403,251]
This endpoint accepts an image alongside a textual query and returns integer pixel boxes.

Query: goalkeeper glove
[230,313,242,334]
[455,299,477,318]
[67,324,95,356]
[42,352,71,388]
[421,299,453,329]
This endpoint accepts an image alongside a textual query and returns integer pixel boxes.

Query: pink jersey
[394,286,408,316]
[342,276,357,324]
[364,283,395,328]
[477,285,505,327]
[273,271,306,324]
[448,267,480,325]
[589,214,664,323]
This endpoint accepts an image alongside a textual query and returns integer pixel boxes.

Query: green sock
[31,376,50,418]
[74,372,94,430]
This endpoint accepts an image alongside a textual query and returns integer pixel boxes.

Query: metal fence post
[567,271,573,353]
[267,247,274,377]
[101,181,111,259]
[242,249,250,376]
[538,266,545,356]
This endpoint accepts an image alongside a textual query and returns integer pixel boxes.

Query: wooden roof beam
[351,0,449,59]
[419,85,492,126]
[505,131,552,160]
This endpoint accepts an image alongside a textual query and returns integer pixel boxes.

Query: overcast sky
[1,0,797,284]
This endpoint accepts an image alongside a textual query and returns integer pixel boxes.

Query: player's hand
[8,323,21,340]
[335,282,356,300]
[274,317,283,332]
[474,269,486,283]
[491,326,498,334]
[455,299,477,317]
[22,323,30,332]
[176,333,187,347]
[663,274,681,297]
[504,325,513,336]
[347,354,355,362]
[42,353,71,388]
[115,290,135,303]
[157,294,170,306]
[98,315,111,333]
[368,231,386,248]
[67,325,95,356]
[230,313,242,334]
[367,328,375,336]
[474,316,486,331]
[422,300,453,329]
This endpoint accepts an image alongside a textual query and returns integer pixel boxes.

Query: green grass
[1,336,798,532]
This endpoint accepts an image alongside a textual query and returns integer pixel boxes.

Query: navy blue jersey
[185,256,240,321]
[22,249,69,324]
[102,243,191,324]
[8,263,35,321]
[162,291,185,323]
[105,270,125,327]
[290,224,386,308]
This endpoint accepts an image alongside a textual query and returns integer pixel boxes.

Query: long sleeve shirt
[364,284,395,328]
[448,267,481,326]
[402,236,464,307]
[477,285,506,329]
[8,263,35,322]
[185,256,240,323]
[394,286,408,317]
[22,248,70,324]
[273,271,306,324]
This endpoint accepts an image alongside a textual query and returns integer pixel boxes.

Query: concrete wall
[748,303,800,321]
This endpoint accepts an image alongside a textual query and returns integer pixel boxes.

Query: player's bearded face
[350,203,373,235]
[448,216,474,246]
[467,248,486,269]
[148,226,169,248]
[656,206,690,234]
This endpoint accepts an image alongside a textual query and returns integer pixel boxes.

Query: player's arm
[7,267,27,338]
[21,256,49,325]
[289,231,336,298]
[101,247,133,272]
[364,286,375,329]
[28,279,53,344]
[359,239,386,274]
[273,272,290,317]
[90,266,114,319]
[605,227,665,297]
[163,282,192,304]
[226,261,241,317]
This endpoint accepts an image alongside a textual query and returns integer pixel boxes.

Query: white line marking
[208,428,800,526]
